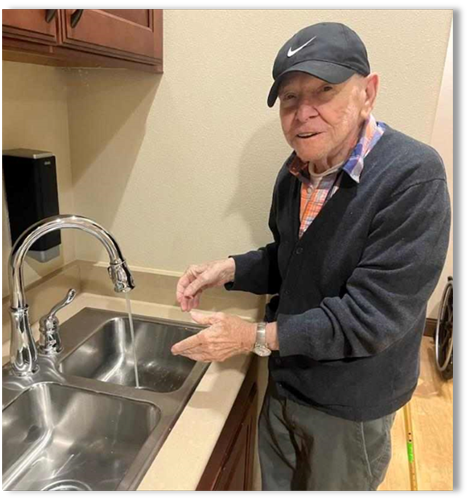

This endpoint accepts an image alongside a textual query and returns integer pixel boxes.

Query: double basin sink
[2,308,209,491]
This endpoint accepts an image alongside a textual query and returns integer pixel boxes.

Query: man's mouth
[296,132,322,139]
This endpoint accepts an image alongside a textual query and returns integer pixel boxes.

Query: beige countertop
[2,292,253,491]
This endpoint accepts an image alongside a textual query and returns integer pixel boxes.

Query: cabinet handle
[45,9,57,23]
[70,9,84,28]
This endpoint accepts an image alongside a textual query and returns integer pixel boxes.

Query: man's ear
[360,73,379,120]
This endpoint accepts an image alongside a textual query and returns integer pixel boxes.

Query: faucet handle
[39,288,77,354]
[46,288,77,319]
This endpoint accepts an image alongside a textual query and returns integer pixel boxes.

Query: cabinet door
[2,9,60,45]
[60,9,162,64]
[216,422,250,491]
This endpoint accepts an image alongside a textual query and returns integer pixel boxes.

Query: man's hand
[171,311,256,362]
[176,258,236,312]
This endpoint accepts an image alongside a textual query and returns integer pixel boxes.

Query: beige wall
[2,62,77,297]
[2,10,453,317]
[67,10,453,267]
[66,10,453,314]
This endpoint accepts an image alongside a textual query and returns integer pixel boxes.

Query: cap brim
[267,61,357,107]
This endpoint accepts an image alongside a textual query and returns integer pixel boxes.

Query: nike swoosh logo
[287,36,317,57]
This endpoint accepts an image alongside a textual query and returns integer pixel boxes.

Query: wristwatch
[253,322,271,357]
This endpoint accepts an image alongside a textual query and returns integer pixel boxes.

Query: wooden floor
[379,336,453,491]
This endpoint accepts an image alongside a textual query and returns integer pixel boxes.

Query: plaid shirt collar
[287,114,385,184]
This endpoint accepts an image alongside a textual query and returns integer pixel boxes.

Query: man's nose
[296,100,319,122]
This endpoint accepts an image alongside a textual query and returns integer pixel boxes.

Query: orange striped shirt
[288,115,385,237]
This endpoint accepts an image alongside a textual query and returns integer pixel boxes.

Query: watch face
[254,344,271,357]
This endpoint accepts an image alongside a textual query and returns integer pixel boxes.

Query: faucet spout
[8,215,135,376]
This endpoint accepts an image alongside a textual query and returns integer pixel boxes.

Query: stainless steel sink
[2,383,159,491]
[60,315,198,392]
[2,308,210,491]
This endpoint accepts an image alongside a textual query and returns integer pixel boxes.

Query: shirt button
[295,247,303,255]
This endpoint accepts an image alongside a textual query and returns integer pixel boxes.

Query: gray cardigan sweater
[226,125,451,421]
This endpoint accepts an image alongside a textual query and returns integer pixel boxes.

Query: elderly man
[173,22,451,490]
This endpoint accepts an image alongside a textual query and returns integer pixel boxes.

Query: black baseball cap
[268,22,370,107]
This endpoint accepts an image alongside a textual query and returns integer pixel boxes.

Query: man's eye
[322,86,333,92]
[282,93,296,101]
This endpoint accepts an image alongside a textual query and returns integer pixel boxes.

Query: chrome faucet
[8,215,135,376]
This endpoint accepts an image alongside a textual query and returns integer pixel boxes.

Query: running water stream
[125,293,140,388]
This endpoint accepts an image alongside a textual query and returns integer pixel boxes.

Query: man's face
[278,72,371,164]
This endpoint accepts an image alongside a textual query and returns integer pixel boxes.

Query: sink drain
[42,479,92,491]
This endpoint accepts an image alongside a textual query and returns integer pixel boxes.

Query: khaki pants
[258,380,396,491]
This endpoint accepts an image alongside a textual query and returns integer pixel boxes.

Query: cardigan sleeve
[276,178,451,360]
[224,181,282,296]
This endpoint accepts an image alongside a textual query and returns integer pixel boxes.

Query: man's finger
[171,333,202,355]
[190,311,216,326]
[180,296,190,312]
[192,295,201,310]
[184,272,212,298]
[186,293,201,311]
[178,292,192,312]
[176,273,195,303]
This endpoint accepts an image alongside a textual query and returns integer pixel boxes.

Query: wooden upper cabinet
[60,9,162,64]
[2,9,163,73]
[2,9,60,45]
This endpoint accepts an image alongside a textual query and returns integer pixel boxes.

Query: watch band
[253,322,271,357]
[256,322,267,347]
